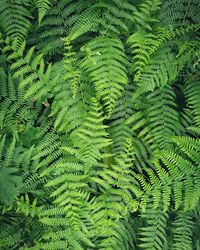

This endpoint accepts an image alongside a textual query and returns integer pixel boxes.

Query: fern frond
[185,80,200,127]
[49,63,88,135]
[0,227,21,249]
[0,0,31,47]
[127,28,173,81]
[71,97,112,165]
[81,36,128,115]
[127,85,180,151]
[133,0,161,30]
[90,196,136,249]
[34,0,52,25]
[63,38,81,98]
[0,136,22,205]
[0,97,34,139]
[69,0,136,40]
[16,193,39,217]
[3,38,57,100]
[160,0,200,27]
[172,213,194,250]
[144,86,180,150]
[139,207,168,250]
[108,85,135,155]
[132,47,178,100]
[172,136,200,165]
[38,0,88,55]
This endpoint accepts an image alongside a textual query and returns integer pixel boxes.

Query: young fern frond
[63,38,81,98]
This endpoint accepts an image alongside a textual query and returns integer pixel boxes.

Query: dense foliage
[0,0,200,249]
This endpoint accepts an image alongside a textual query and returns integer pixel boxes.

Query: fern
[81,36,129,116]
[132,47,179,100]
[0,136,22,205]
[185,80,200,128]
[63,38,81,98]
[3,38,57,100]
[38,0,88,55]
[0,0,31,46]
[34,0,52,25]
[71,97,112,165]
[1,0,200,249]
[160,0,200,27]
[139,207,168,250]
[127,28,173,81]
[49,62,88,134]
[171,212,194,250]
[133,0,161,30]
[0,227,22,249]
[89,139,137,249]
[142,86,180,150]
[38,149,94,249]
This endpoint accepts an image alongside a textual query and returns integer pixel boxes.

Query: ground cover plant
[0,0,200,249]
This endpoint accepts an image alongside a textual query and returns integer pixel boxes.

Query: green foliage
[0,136,22,205]
[160,0,200,27]
[0,0,31,46]
[0,0,200,249]
[172,213,194,250]
[34,0,52,25]
[80,36,129,116]
[139,207,168,250]
[0,166,22,205]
